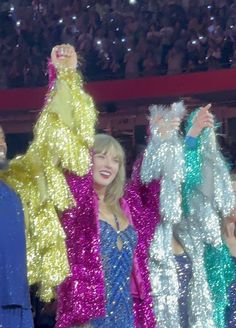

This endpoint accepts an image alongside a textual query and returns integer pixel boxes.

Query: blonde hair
[93,134,126,215]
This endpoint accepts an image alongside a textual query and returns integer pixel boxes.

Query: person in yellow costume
[0,44,97,327]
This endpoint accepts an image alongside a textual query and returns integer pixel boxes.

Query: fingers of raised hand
[51,44,77,69]
[171,117,181,129]
[196,107,214,129]
[198,104,212,120]
[200,103,212,113]
[54,44,74,59]
[153,113,163,126]
[202,112,214,128]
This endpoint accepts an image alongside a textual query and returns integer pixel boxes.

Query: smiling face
[92,134,126,203]
[93,146,120,190]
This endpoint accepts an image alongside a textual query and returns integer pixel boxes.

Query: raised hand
[152,115,181,139]
[223,221,236,256]
[51,44,77,70]
[188,103,214,137]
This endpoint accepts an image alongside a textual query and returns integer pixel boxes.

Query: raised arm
[0,44,97,301]
[182,105,235,328]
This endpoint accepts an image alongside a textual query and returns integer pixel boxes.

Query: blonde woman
[56,134,147,328]
[40,43,154,328]
[53,45,219,328]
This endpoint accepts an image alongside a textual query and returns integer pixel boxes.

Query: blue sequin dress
[91,218,137,328]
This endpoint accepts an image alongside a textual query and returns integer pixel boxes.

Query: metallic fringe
[141,102,185,328]
[181,110,235,328]
[0,68,97,301]
[141,105,235,328]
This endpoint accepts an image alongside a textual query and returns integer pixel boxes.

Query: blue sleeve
[185,135,198,149]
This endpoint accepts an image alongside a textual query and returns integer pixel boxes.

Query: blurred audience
[1,0,236,87]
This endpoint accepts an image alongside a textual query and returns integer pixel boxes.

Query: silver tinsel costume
[141,103,235,328]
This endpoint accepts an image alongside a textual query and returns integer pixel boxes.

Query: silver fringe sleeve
[141,102,186,328]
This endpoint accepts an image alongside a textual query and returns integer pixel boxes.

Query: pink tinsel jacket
[56,159,160,328]
[125,158,160,328]
[47,62,160,327]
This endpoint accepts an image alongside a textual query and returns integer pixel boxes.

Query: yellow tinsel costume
[0,68,97,301]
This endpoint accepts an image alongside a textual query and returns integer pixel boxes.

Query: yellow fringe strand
[0,68,97,301]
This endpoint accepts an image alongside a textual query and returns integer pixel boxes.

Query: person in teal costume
[183,108,235,328]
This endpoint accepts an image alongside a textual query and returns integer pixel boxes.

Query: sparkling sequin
[175,253,192,328]
[56,172,106,328]
[140,103,185,328]
[125,158,159,328]
[204,244,235,328]
[90,221,137,327]
[226,257,236,327]
[183,110,235,328]
[56,172,148,328]
[0,67,97,301]
[135,104,235,328]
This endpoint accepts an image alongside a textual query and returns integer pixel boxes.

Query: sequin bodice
[91,220,137,328]
[175,253,193,328]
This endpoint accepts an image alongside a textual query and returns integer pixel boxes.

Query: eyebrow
[96,151,119,159]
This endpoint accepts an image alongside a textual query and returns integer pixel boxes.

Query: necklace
[114,215,120,234]
[99,207,121,234]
